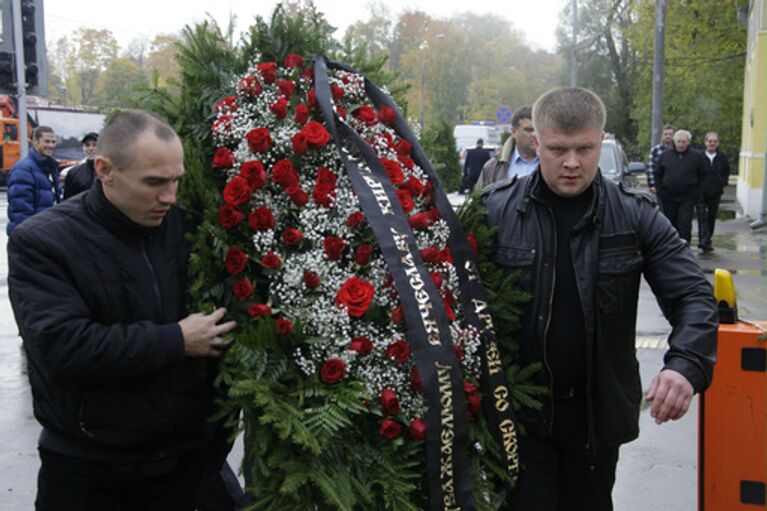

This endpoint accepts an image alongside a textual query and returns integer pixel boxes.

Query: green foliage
[421,122,462,192]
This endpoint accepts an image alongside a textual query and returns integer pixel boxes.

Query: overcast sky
[44,0,567,53]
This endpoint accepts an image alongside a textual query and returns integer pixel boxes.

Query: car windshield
[599,144,618,175]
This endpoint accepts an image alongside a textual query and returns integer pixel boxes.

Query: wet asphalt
[0,185,764,509]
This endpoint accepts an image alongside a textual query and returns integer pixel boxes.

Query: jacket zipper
[140,240,165,319]
[542,205,557,435]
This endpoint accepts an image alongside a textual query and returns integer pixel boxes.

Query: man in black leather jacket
[9,110,237,510]
[63,131,99,200]
[483,88,717,511]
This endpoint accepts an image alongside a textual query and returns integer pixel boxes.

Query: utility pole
[12,0,28,157]
[650,0,667,147]
[570,0,577,87]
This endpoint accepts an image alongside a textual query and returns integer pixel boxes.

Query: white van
[453,123,502,158]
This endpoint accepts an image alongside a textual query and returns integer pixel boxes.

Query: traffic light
[0,51,14,91]
[20,0,47,95]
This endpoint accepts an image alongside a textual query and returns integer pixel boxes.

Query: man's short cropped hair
[511,106,532,128]
[97,109,177,171]
[663,124,675,132]
[32,126,54,141]
[532,87,606,135]
[705,131,719,141]
[673,129,692,142]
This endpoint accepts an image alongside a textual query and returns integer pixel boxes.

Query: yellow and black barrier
[699,269,767,509]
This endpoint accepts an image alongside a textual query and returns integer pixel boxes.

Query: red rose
[307,88,317,108]
[405,175,426,197]
[391,306,404,325]
[225,246,248,275]
[271,159,299,188]
[277,79,296,98]
[239,160,267,190]
[463,381,478,395]
[354,243,374,265]
[269,97,289,119]
[420,246,440,264]
[286,184,308,206]
[302,66,314,82]
[408,212,433,230]
[380,388,400,415]
[380,158,404,185]
[312,182,335,207]
[211,114,233,136]
[453,342,463,360]
[336,105,347,119]
[320,358,346,384]
[292,132,309,155]
[257,61,278,83]
[378,106,397,126]
[294,103,310,125]
[246,127,272,153]
[218,203,244,229]
[346,211,364,230]
[379,419,401,439]
[303,270,320,289]
[467,394,482,416]
[316,167,337,186]
[399,155,415,170]
[386,339,410,363]
[352,105,378,126]
[237,75,262,97]
[323,236,346,261]
[248,303,272,317]
[444,288,457,305]
[411,367,422,392]
[350,336,373,356]
[440,247,453,264]
[466,233,480,260]
[396,188,414,213]
[232,278,254,300]
[223,176,252,206]
[430,271,444,289]
[445,300,456,322]
[301,121,331,148]
[275,318,293,335]
[395,139,412,156]
[248,206,276,230]
[261,252,282,270]
[331,85,345,101]
[335,276,375,317]
[282,228,303,246]
[215,95,237,112]
[409,418,426,441]
[284,53,304,68]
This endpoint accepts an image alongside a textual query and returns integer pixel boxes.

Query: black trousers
[36,448,206,511]
[696,195,721,249]
[660,197,696,243]
[504,398,620,511]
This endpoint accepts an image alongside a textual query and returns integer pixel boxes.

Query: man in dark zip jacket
[8,110,237,510]
[483,88,717,511]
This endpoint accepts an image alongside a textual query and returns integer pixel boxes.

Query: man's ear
[94,156,113,185]
[531,132,540,152]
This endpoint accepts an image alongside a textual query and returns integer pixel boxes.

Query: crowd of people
[4,87,720,511]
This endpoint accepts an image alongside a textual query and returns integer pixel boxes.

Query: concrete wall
[738,0,767,218]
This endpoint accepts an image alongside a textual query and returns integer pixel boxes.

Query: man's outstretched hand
[179,307,237,357]
[646,369,694,424]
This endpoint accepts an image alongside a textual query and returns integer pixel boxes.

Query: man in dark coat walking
[63,131,99,199]
[460,138,491,193]
[696,131,730,252]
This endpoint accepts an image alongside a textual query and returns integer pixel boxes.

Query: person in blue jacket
[6,126,61,235]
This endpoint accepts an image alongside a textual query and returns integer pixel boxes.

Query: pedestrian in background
[654,129,705,244]
[696,131,731,252]
[647,123,675,195]
[483,87,717,511]
[6,126,60,235]
[460,138,491,193]
[63,131,99,200]
[476,106,538,189]
[8,110,239,510]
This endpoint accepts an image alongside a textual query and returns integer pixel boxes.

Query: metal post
[570,0,577,87]
[650,0,666,147]
[11,0,28,157]
[419,57,425,130]
[749,126,767,229]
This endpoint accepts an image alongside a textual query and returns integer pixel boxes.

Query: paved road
[0,185,764,509]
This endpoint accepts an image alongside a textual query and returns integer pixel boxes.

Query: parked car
[600,136,645,188]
